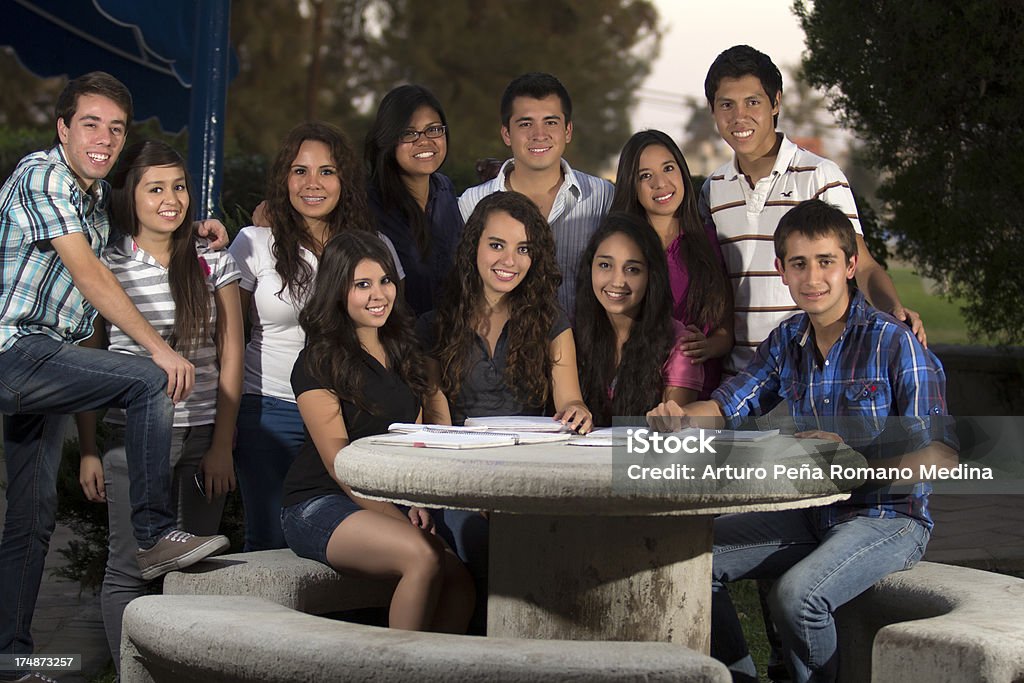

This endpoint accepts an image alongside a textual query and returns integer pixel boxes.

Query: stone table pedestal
[337,433,863,652]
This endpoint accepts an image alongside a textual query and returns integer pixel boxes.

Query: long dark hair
[364,85,448,256]
[299,231,431,413]
[434,192,560,406]
[611,130,727,329]
[574,213,675,426]
[265,121,375,303]
[108,140,209,359]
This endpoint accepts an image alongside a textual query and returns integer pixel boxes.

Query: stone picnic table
[336,432,865,653]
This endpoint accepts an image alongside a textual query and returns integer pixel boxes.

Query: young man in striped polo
[697,45,924,380]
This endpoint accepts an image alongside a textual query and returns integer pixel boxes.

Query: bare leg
[325,510,452,631]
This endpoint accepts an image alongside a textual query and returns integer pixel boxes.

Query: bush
[0,127,52,180]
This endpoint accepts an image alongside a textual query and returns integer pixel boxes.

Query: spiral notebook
[366,429,517,449]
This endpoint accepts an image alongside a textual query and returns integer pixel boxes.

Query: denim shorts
[280,494,362,566]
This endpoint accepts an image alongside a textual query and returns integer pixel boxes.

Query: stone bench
[162,549,396,615]
[120,595,731,682]
[137,548,729,681]
[836,561,1024,682]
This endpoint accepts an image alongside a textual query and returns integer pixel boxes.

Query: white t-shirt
[229,225,404,400]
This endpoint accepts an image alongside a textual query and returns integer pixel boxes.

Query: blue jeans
[234,393,305,551]
[435,509,489,634]
[100,424,224,674]
[0,334,174,657]
[711,509,929,683]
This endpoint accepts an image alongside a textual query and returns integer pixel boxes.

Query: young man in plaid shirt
[0,72,229,679]
[649,199,958,682]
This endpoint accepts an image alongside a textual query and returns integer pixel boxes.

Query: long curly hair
[298,231,431,414]
[108,140,210,359]
[265,121,375,303]
[433,192,561,406]
[574,213,676,426]
[364,85,448,256]
[610,130,727,330]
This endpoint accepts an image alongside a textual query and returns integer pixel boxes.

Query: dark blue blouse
[367,173,464,316]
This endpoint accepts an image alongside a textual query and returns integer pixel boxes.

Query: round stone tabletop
[337,433,864,516]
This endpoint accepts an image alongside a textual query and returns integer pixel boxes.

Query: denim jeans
[0,334,174,657]
[100,424,224,674]
[711,508,929,683]
[234,393,305,551]
[435,509,489,634]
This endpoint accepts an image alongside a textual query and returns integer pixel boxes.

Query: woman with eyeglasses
[365,85,464,316]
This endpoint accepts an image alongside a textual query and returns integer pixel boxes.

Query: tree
[365,0,661,188]
[795,0,1024,344]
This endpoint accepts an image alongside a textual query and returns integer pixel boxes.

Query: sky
[632,1,808,140]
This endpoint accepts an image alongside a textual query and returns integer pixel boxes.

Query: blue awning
[0,0,236,131]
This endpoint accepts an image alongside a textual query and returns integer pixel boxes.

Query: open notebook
[463,415,568,432]
[367,426,571,449]
[366,430,517,449]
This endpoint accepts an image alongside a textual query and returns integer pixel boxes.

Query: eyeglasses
[398,125,447,144]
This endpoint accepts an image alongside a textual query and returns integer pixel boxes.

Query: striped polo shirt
[459,158,614,316]
[0,146,109,351]
[102,235,241,427]
[698,135,862,374]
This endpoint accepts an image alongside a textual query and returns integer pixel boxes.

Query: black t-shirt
[281,346,421,507]
[416,309,571,425]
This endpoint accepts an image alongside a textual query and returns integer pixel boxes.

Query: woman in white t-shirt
[229,121,403,550]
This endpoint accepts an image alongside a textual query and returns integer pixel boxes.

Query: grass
[886,266,994,346]
[733,579,774,681]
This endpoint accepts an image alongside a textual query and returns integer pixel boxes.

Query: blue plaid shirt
[0,146,108,351]
[713,289,957,528]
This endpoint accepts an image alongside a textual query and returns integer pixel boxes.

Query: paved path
[926,493,1024,571]
[32,524,108,682]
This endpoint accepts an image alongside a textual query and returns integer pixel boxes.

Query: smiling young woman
[365,85,463,317]
[228,122,404,552]
[611,130,733,400]
[574,213,704,426]
[281,230,473,634]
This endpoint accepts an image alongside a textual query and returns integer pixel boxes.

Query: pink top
[662,319,706,392]
[665,224,727,399]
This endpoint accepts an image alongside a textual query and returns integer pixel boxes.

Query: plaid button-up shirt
[0,146,109,351]
[713,289,958,528]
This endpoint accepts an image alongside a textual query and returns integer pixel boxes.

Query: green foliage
[220,152,267,233]
[0,128,52,180]
[795,0,1024,344]
[369,0,662,175]
[224,0,661,177]
[54,436,109,592]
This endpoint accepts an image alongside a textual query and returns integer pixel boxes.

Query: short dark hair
[500,72,572,128]
[53,72,133,145]
[704,45,783,127]
[774,199,858,264]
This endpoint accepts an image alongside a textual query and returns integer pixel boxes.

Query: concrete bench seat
[120,595,731,682]
[162,549,397,615]
[837,561,1024,682]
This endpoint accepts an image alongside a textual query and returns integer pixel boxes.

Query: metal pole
[187,0,231,219]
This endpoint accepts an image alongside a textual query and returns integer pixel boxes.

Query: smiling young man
[459,73,614,315]
[697,45,925,380]
[0,72,228,679]
[650,200,957,682]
